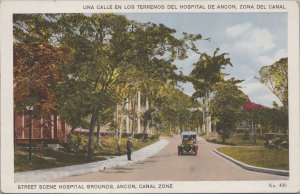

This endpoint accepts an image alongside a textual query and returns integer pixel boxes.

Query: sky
[122,13,287,107]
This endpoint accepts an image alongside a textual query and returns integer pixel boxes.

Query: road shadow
[150,153,175,158]
[143,160,156,163]
[178,154,197,157]
[135,162,145,165]
[114,167,134,170]
[100,170,129,174]
[98,166,135,174]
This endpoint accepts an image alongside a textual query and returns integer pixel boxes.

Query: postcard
[1,0,299,193]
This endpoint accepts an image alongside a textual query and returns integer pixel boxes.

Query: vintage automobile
[178,131,198,156]
[264,133,289,149]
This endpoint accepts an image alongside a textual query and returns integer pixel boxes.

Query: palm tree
[190,48,232,136]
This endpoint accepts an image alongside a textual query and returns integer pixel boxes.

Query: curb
[15,139,169,182]
[213,149,289,176]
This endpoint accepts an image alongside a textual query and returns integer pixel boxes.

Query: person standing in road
[126,137,133,160]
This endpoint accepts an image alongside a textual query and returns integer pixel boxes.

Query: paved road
[55,136,288,181]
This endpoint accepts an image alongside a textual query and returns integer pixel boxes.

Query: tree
[13,13,204,160]
[190,48,233,136]
[13,14,54,44]
[55,14,131,160]
[189,109,203,132]
[13,42,68,116]
[259,108,288,134]
[257,58,288,109]
[210,80,248,143]
[156,85,199,134]
[55,14,203,160]
[256,57,288,135]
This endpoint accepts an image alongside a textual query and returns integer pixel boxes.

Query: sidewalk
[15,138,169,182]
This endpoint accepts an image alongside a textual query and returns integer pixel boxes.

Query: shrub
[121,133,131,138]
[150,134,160,140]
[65,133,83,153]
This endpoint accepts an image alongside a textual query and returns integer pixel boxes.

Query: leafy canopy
[257,57,288,109]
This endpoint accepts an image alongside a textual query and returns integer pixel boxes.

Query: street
[55,136,288,181]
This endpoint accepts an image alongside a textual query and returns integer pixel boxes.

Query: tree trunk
[204,91,208,136]
[53,113,58,139]
[96,114,103,148]
[87,112,97,161]
[117,128,122,155]
[143,120,147,133]
[222,131,226,143]
[253,123,257,144]
[206,90,212,136]
[61,119,66,141]
[131,107,135,136]
[180,122,183,134]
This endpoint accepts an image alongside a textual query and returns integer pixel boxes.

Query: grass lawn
[15,136,158,172]
[159,131,174,138]
[217,146,289,170]
[94,136,158,156]
[14,148,106,172]
[207,135,265,146]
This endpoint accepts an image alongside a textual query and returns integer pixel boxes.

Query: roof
[244,100,264,110]
[181,131,197,136]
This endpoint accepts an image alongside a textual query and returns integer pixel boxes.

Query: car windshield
[182,137,195,144]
